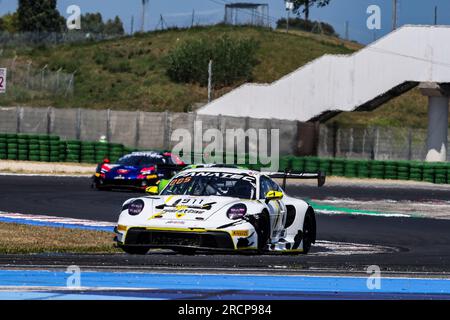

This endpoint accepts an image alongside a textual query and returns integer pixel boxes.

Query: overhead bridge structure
[198,26,450,162]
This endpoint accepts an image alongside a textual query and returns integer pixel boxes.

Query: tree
[276,17,337,36]
[167,35,259,88]
[292,0,331,22]
[79,13,124,35]
[0,13,20,33]
[17,0,65,32]
[104,16,125,35]
[80,13,104,34]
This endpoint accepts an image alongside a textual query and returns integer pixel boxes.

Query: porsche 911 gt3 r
[114,167,325,255]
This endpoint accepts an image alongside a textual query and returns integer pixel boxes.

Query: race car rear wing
[154,163,186,171]
[267,171,326,189]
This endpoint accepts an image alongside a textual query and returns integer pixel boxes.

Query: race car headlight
[227,204,247,220]
[140,166,155,175]
[128,199,145,216]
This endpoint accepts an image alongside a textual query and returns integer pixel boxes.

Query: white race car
[114,166,325,255]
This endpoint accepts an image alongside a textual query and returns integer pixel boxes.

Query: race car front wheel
[120,246,150,255]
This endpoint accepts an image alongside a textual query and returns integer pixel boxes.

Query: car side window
[269,179,282,192]
[259,176,273,199]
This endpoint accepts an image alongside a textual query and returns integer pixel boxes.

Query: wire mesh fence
[0,31,122,49]
[318,124,434,162]
[0,57,74,98]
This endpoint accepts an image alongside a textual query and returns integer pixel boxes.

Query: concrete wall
[1,106,439,160]
[0,106,313,156]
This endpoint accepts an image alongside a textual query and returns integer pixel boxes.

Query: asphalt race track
[1,175,450,274]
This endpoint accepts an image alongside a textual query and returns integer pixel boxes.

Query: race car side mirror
[145,186,159,195]
[265,190,283,203]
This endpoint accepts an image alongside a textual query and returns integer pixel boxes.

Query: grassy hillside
[0,25,432,127]
[0,25,354,111]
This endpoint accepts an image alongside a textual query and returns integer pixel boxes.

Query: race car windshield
[161,173,257,199]
[117,155,166,166]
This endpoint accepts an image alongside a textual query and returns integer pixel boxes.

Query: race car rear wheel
[301,208,316,254]
[120,246,150,255]
[257,210,271,251]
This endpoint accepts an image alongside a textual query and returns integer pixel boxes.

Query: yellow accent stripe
[164,195,174,204]
[117,225,127,232]
[148,213,163,220]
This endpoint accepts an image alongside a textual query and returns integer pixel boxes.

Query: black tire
[172,248,197,255]
[301,208,316,254]
[94,179,112,191]
[256,210,271,251]
[121,246,149,255]
[96,185,112,191]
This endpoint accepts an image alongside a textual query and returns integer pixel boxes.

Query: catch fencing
[318,124,448,162]
[0,57,74,97]
[0,31,121,48]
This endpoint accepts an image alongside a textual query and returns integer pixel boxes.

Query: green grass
[0,222,119,254]
[0,25,353,112]
[330,88,429,128]
[0,25,438,128]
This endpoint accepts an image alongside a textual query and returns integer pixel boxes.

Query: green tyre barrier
[291,158,305,172]
[318,159,331,175]
[330,159,345,176]
[279,156,293,172]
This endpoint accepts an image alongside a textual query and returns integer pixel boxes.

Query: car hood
[144,195,247,221]
[106,165,141,176]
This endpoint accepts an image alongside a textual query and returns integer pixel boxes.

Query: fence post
[47,107,52,134]
[26,61,32,89]
[316,123,326,157]
[106,109,111,143]
[135,111,140,149]
[76,108,81,140]
[372,127,380,160]
[65,71,76,97]
[408,128,413,160]
[349,127,354,158]
[361,128,366,159]
[16,107,23,134]
[56,68,62,94]
[41,65,48,90]
[208,60,213,103]
[332,122,338,158]
[313,121,320,156]
[163,111,171,151]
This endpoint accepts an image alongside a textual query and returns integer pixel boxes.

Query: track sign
[0,68,6,94]
[286,1,294,10]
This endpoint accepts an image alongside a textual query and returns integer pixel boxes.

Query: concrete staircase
[198,25,450,122]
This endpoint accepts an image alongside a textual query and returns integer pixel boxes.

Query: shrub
[277,18,337,37]
[166,35,259,88]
